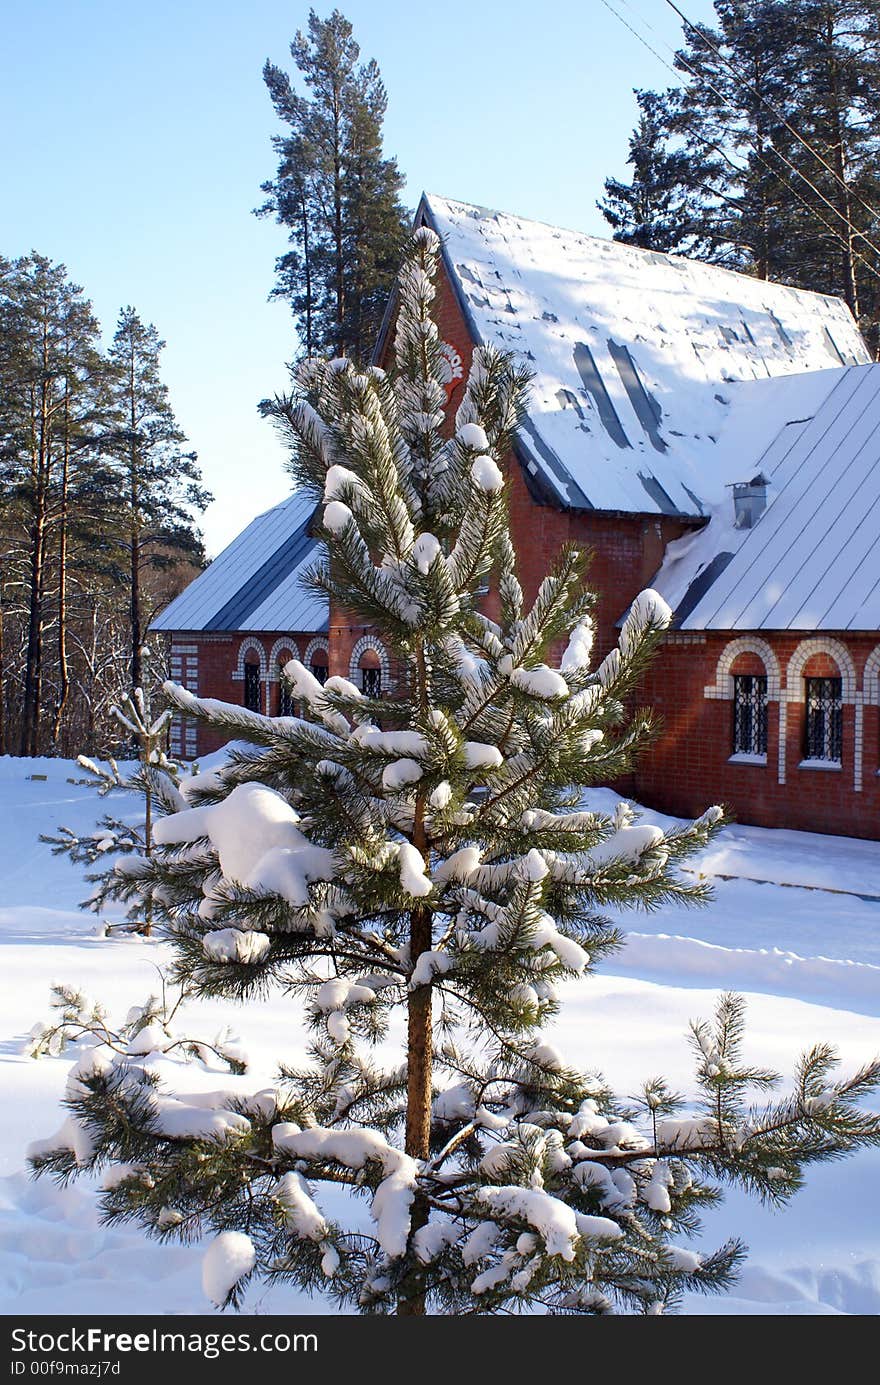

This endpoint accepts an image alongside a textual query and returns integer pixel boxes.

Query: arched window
[785,641,856,775]
[303,638,330,686]
[730,653,769,758]
[234,638,267,716]
[274,651,296,716]
[803,671,843,763]
[359,647,382,698]
[349,637,390,696]
[705,638,779,765]
[243,654,262,713]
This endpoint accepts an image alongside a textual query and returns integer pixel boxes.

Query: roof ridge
[423,191,848,307]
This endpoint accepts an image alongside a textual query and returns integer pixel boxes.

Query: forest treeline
[0,254,210,758]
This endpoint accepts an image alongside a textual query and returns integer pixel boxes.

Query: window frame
[277,669,296,717]
[803,675,843,764]
[732,672,768,758]
[361,666,382,699]
[243,661,262,713]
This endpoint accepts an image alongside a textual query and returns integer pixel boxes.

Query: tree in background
[259,8,408,361]
[600,0,880,347]
[0,261,208,756]
[29,230,880,1316]
[106,308,211,693]
[598,89,721,257]
[0,255,107,755]
[786,0,880,347]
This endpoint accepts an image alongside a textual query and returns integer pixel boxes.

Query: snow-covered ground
[1,757,878,1316]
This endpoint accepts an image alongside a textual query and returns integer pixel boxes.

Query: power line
[660,0,880,230]
[598,0,880,286]
[623,0,880,255]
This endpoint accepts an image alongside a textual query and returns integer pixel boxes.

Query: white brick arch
[267,638,300,680]
[863,644,880,707]
[304,637,330,668]
[349,636,390,684]
[704,636,781,701]
[784,637,860,792]
[232,636,267,681]
[785,637,857,702]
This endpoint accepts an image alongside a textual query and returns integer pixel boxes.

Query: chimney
[731,473,769,529]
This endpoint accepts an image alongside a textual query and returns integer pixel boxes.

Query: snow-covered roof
[151,491,327,635]
[650,363,880,632]
[419,194,870,518]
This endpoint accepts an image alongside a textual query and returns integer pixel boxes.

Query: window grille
[244,662,261,713]
[361,666,382,698]
[732,674,767,756]
[311,661,328,686]
[278,672,295,717]
[804,677,842,762]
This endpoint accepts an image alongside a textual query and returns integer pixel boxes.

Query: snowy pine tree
[29,229,880,1316]
[42,651,179,935]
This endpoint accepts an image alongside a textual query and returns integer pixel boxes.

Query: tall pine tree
[785,1,880,347]
[106,308,210,692]
[601,0,880,346]
[0,255,108,755]
[598,89,720,256]
[30,230,880,1316]
[259,8,408,361]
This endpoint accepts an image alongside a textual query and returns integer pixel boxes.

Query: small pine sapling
[28,230,880,1316]
[25,980,247,1073]
[42,650,180,935]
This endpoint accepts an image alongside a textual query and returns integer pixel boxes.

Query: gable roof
[150,491,327,635]
[650,363,880,632]
[419,194,870,518]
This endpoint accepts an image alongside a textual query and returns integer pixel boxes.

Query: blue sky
[1,0,717,554]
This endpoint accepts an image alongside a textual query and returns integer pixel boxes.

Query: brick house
[151,489,397,759]
[151,491,328,759]
[152,194,880,839]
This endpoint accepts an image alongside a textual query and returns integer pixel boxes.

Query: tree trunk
[300,183,314,357]
[404,905,433,1161]
[398,902,432,1316]
[52,390,71,748]
[129,346,142,691]
[130,525,141,690]
[22,339,52,756]
[332,87,346,355]
[398,646,432,1315]
[826,16,860,322]
[0,571,5,757]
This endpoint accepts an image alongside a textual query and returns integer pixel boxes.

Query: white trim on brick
[170,644,199,761]
[863,644,880,707]
[784,637,859,791]
[704,636,781,701]
[232,636,267,681]
[349,636,390,684]
[267,638,300,679]
[304,637,330,668]
[784,637,857,702]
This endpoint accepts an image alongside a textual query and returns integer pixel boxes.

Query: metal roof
[420,194,871,518]
[651,364,880,632]
[150,491,328,635]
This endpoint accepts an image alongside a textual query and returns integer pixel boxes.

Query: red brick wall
[633,632,880,839]
[169,631,328,759]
